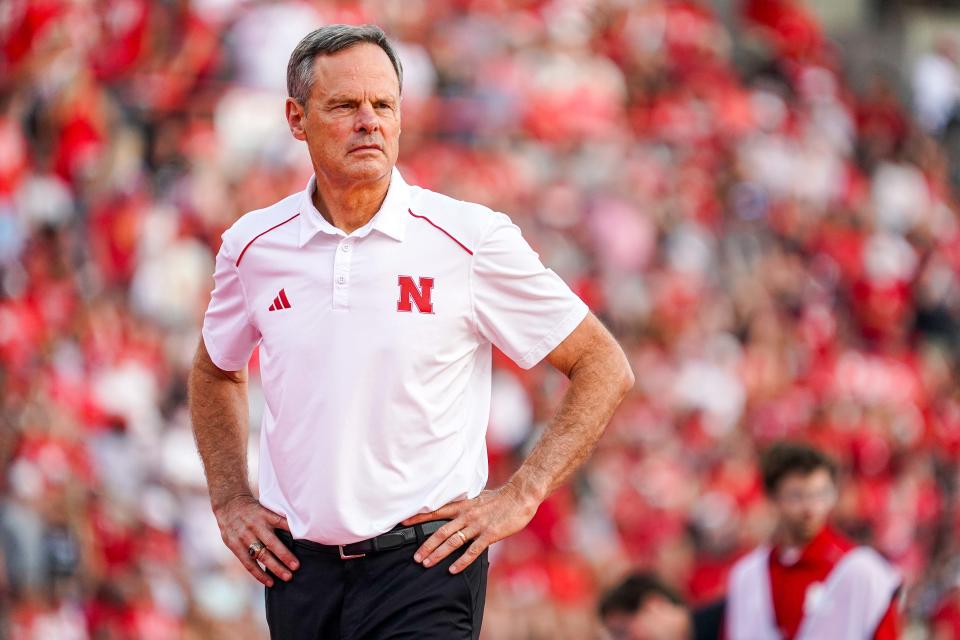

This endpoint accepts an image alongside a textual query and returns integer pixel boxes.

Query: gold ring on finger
[455,530,467,545]
[248,541,266,560]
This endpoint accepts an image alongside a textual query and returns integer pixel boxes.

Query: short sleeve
[472,214,589,369]
[201,240,261,371]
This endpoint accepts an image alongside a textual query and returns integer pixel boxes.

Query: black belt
[276,519,449,559]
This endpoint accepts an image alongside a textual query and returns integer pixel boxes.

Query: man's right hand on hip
[214,494,299,587]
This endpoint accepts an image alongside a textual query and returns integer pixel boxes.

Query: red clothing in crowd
[933,592,960,639]
[768,526,900,639]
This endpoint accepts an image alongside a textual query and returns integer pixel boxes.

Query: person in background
[725,442,901,639]
[598,572,724,640]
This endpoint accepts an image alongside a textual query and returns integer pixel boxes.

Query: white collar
[297,167,410,247]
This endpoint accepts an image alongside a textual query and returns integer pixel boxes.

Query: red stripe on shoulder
[235,213,301,267]
[407,209,473,256]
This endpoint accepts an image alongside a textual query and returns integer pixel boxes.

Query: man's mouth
[350,144,382,153]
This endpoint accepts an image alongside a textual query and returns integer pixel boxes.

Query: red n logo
[397,276,435,313]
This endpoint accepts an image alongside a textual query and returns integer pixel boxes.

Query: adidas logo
[268,288,292,311]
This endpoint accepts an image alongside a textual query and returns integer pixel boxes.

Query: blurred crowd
[3,0,960,638]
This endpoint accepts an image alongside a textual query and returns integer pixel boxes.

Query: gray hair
[286,24,403,107]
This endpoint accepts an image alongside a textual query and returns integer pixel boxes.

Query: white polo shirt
[201,167,588,544]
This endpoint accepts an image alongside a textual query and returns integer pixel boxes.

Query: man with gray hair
[189,23,633,639]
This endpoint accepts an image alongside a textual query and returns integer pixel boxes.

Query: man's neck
[312,171,391,234]
[778,532,809,550]
[775,524,833,560]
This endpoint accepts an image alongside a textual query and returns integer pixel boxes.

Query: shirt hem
[514,301,589,370]
[201,328,248,372]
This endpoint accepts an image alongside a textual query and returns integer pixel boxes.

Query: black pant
[265,528,488,639]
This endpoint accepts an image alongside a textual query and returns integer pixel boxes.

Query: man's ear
[286,97,307,141]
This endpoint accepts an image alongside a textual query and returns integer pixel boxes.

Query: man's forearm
[400,315,632,573]
[507,339,633,506]
[188,344,252,512]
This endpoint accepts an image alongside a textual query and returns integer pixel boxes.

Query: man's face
[773,469,837,543]
[603,596,691,640]
[286,43,401,187]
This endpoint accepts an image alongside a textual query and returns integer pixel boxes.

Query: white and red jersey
[200,168,588,544]
[725,527,900,640]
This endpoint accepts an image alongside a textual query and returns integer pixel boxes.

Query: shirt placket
[333,237,355,309]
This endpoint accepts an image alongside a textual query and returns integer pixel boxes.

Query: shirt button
[337,276,346,285]
[340,244,351,252]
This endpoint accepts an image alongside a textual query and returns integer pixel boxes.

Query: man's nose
[354,103,379,133]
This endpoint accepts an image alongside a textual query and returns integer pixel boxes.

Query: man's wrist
[211,490,255,515]
[503,474,547,511]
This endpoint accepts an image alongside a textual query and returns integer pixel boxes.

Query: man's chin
[341,159,391,181]
[782,521,823,544]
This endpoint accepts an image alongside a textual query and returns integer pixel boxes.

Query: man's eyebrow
[324,94,397,103]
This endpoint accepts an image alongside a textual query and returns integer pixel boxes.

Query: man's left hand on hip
[401,482,537,574]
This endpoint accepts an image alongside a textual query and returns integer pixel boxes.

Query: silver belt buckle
[338,545,366,560]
